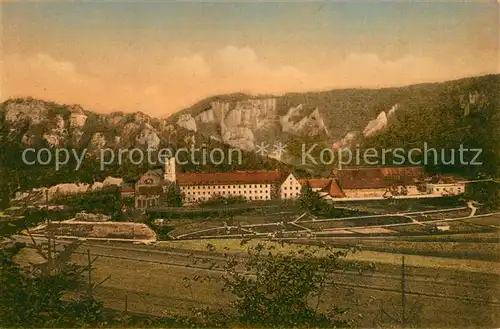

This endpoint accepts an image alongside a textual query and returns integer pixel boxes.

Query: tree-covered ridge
[171,74,499,139]
[363,74,499,177]
[1,74,498,208]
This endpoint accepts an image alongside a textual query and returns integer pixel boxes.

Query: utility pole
[401,255,407,328]
[45,189,53,267]
[87,249,92,297]
[85,249,110,298]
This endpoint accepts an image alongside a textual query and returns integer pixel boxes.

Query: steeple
[164,157,176,183]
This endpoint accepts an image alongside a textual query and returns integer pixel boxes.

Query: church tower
[164,157,177,183]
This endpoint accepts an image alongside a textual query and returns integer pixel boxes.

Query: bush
[51,188,122,215]
[199,194,247,207]
[186,241,365,328]
[0,238,108,327]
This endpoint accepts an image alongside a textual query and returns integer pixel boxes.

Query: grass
[318,237,499,261]
[62,241,500,328]
[155,238,500,274]
[334,197,465,214]
[396,232,499,243]
[163,205,478,240]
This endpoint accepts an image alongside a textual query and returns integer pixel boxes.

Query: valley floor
[13,234,500,328]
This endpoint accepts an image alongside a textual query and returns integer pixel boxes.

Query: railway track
[15,235,499,307]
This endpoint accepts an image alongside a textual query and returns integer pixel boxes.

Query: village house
[120,183,135,199]
[134,169,164,208]
[298,178,346,199]
[333,166,424,198]
[425,175,466,196]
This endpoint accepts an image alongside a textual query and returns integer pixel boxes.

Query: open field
[13,236,499,328]
[302,234,500,261]
[155,238,499,274]
[169,207,497,239]
[333,197,466,214]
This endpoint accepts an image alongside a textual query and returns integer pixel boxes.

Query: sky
[1,1,498,117]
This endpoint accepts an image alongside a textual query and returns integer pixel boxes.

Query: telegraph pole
[401,255,407,328]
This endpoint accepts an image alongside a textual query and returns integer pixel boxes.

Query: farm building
[426,175,466,196]
[120,183,135,199]
[298,178,346,198]
[333,166,424,198]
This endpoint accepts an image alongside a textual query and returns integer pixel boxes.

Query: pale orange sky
[1,1,498,117]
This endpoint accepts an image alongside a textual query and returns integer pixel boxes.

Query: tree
[163,182,183,207]
[299,182,331,215]
[186,241,370,328]
[466,174,500,210]
[0,206,108,327]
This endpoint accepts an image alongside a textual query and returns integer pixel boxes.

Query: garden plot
[31,221,156,240]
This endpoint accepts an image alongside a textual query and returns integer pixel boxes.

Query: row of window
[432,187,462,192]
[136,197,159,208]
[186,190,269,196]
[282,192,300,199]
[181,184,270,190]
[186,194,271,202]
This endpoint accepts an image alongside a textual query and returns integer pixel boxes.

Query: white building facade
[163,157,293,204]
[280,173,302,199]
[180,182,274,203]
[426,183,465,196]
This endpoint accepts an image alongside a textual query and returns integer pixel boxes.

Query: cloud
[335,53,440,86]
[2,47,497,117]
[215,46,259,72]
[165,54,211,80]
[308,52,490,90]
[1,53,155,113]
[210,46,308,93]
[2,53,99,101]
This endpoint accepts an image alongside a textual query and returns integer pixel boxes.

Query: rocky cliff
[172,98,332,151]
[0,97,197,152]
[2,74,498,172]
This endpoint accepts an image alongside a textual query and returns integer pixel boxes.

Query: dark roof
[176,170,285,186]
[136,186,163,195]
[144,169,163,178]
[337,166,422,189]
[429,175,461,184]
[121,183,135,191]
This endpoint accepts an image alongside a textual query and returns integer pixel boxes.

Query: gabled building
[120,183,135,199]
[334,166,423,198]
[134,157,301,208]
[280,173,302,199]
[134,169,165,208]
[177,170,287,203]
[298,178,346,199]
[426,175,466,195]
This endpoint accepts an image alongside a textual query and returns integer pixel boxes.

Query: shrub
[186,241,365,328]
[199,194,247,207]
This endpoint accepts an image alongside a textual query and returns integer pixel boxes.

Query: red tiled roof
[176,170,286,186]
[298,178,331,189]
[379,166,423,178]
[336,166,422,189]
[320,179,346,198]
